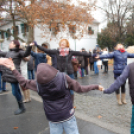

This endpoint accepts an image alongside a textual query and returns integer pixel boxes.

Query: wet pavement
[0,90,116,134]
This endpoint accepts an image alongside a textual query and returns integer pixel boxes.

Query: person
[102,48,109,73]
[42,43,57,69]
[97,43,134,105]
[20,44,31,103]
[102,62,134,134]
[31,44,47,72]
[93,49,99,74]
[32,39,92,105]
[77,55,85,78]
[82,48,89,76]
[0,40,32,115]
[0,52,6,93]
[71,56,79,79]
[0,58,103,134]
[27,56,35,80]
[89,49,94,71]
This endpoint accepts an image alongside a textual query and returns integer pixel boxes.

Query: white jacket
[102,51,108,61]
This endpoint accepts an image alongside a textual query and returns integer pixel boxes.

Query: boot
[22,90,28,103]
[26,90,31,102]
[14,101,26,115]
[121,93,127,104]
[116,94,122,105]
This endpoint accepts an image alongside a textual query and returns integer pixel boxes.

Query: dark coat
[27,56,34,70]
[36,45,91,75]
[89,52,94,64]
[31,51,46,71]
[99,50,134,78]
[71,58,79,72]
[77,56,85,68]
[0,46,32,83]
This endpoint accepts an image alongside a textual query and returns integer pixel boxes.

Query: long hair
[12,40,20,51]
[59,39,70,48]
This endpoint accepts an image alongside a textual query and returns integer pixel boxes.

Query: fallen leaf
[98,115,102,119]
[14,127,18,129]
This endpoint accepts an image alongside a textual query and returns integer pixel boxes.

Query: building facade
[0,20,99,52]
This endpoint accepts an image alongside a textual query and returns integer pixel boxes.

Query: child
[102,62,134,134]
[1,58,103,134]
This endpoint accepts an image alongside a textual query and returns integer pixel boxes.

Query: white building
[0,20,99,52]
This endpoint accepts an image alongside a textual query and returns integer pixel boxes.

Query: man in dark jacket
[82,48,89,76]
[89,50,94,71]
[0,58,103,134]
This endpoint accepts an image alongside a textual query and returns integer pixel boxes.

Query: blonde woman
[97,43,134,105]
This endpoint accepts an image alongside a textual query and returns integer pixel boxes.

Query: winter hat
[37,63,58,84]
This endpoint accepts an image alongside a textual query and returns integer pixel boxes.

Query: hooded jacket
[11,63,99,122]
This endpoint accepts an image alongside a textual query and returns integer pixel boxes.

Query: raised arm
[12,69,37,92]
[104,65,129,94]
[99,52,114,59]
[34,41,57,55]
[0,58,37,92]
[19,45,32,58]
[66,75,103,93]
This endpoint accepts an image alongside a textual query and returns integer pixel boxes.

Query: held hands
[0,58,15,71]
[98,85,104,91]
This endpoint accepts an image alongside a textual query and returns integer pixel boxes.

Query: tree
[96,0,134,42]
[0,0,96,43]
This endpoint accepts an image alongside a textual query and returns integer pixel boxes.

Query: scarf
[59,48,69,56]
[119,49,125,53]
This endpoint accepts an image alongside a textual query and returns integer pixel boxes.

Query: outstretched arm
[99,52,114,59]
[104,65,129,94]
[19,44,32,57]
[0,58,37,92]
[127,53,134,58]
[34,41,57,55]
[66,75,103,93]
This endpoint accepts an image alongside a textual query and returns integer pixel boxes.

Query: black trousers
[103,61,108,72]
[74,71,77,79]
[114,77,126,94]
[90,63,94,71]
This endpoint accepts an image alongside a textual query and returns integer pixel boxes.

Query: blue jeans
[11,83,22,101]
[49,116,79,134]
[0,71,6,91]
[28,70,35,79]
[68,74,74,95]
[131,105,134,134]
[94,61,99,74]
[81,68,85,77]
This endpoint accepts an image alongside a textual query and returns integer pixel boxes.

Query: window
[88,26,94,35]
[5,29,11,39]
[21,23,29,33]
[50,23,60,35]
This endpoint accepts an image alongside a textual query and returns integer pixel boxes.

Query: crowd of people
[1,39,134,134]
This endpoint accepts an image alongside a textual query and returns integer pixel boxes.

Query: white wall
[0,21,99,52]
